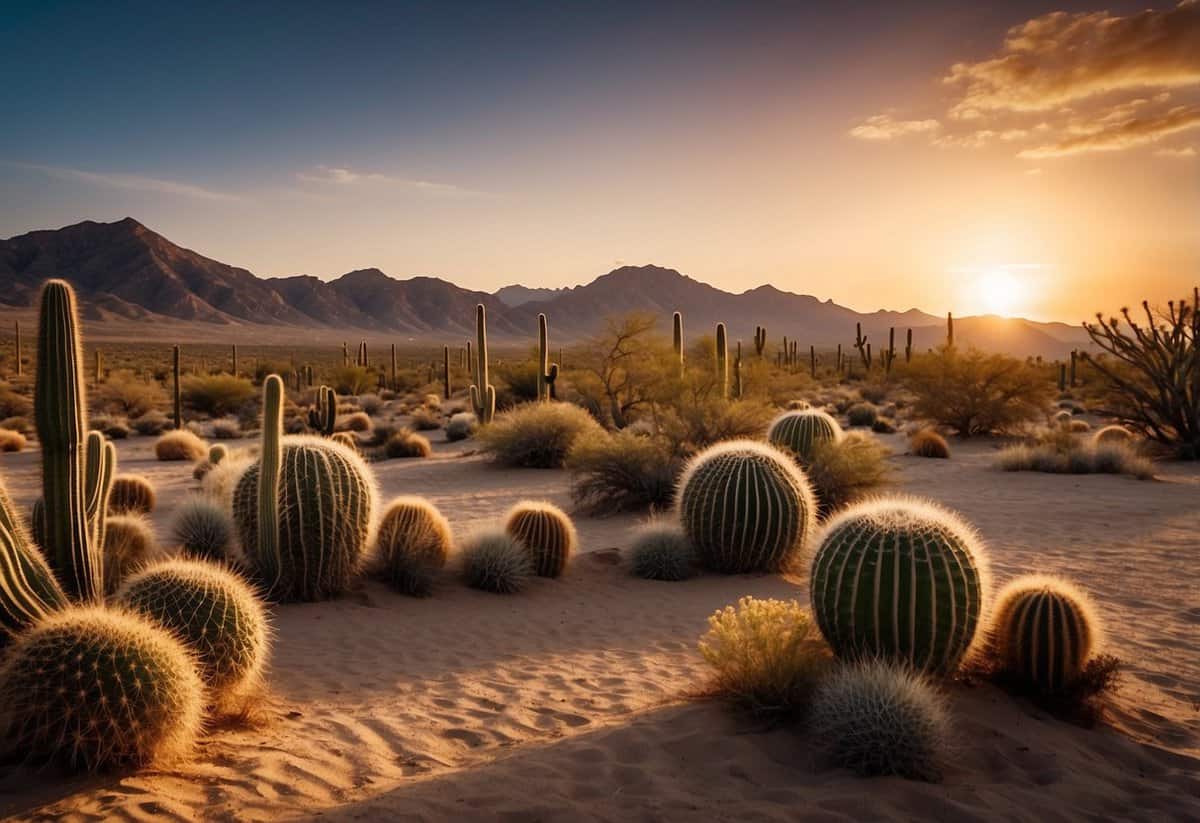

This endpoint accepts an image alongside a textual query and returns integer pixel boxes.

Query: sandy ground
[0,429,1197,822]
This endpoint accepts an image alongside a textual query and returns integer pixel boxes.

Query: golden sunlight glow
[971,268,1028,317]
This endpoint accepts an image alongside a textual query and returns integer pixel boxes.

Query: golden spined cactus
[504,500,577,578]
[108,473,157,515]
[373,496,453,596]
[991,575,1102,694]
[767,409,844,464]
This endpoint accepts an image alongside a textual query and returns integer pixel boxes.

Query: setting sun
[975,268,1028,317]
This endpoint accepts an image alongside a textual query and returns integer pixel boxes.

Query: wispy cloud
[1156,144,1197,157]
[1018,105,1200,158]
[16,163,240,201]
[847,113,940,141]
[296,165,493,197]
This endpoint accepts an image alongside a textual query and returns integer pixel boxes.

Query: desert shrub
[871,417,897,434]
[0,383,32,419]
[904,348,1053,436]
[181,374,255,417]
[132,409,171,436]
[211,417,243,439]
[104,419,131,439]
[1053,409,1073,425]
[0,428,26,452]
[358,393,384,415]
[698,597,831,718]
[996,437,1153,479]
[383,428,432,459]
[330,366,373,396]
[858,383,891,405]
[810,661,950,782]
[460,529,534,594]
[804,432,890,516]
[103,515,159,595]
[373,496,453,596]
[909,429,950,459]
[0,415,30,435]
[172,496,235,561]
[93,370,166,417]
[410,407,441,431]
[566,430,680,514]
[109,473,157,514]
[478,402,605,468]
[496,360,541,405]
[846,402,878,427]
[657,398,774,454]
[422,393,441,408]
[336,411,372,432]
[629,522,695,581]
[445,411,478,442]
[155,430,208,461]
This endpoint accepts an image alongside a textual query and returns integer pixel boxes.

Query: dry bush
[336,411,372,432]
[846,402,878,427]
[330,366,373,396]
[0,383,32,419]
[358,393,384,415]
[656,398,773,455]
[0,428,26,452]
[566,430,680,514]
[410,407,441,431]
[182,374,255,417]
[383,429,432,459]
[904,348,1053,436]
[804,431,891,516]
[478,402,605,468]
[211,417,243,439]
[93,370,166,417]
[131,410,171,436]
[0,416,30,435]
[460,529,534,594]
[997,429,1153,479]
[909,429,950,458]
[445,412,478,442]
[155,430,209,462]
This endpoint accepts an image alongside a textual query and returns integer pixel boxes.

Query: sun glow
[960,266,1036,318]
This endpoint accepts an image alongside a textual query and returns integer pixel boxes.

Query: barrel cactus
[767,409,844,463]
[232,376,375,602]
[374,496,453,596]
[0,606,204,771]
[172,496,234,561]
[504,501,576,578]
[810,497,989,674]
[991,575,1101,694]
[116,559,270,704]
[677,440,816,573]
[0,479,67,643]
[109,473,157,515]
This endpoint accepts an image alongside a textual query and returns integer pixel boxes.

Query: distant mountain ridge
[0,218,1089,356]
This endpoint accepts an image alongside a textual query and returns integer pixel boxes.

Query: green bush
[804,431,891,516]
[846,402,878,427]
[566,430,680,514]
[93,370,166,418]
[478,402,605,468]
[182,374,255,417]
[903,348,1053,436]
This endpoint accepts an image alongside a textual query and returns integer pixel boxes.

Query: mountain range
[0,218,1089,356]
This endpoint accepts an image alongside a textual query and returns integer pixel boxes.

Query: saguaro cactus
[810,345,816,379]
[469,304,496,424]
[308,385,337,436]
[36,280,104,602]
[672,311,684,373]
[13,321,20,377]
[947,312,954,348]
[442,345,451,399]
[855,323,869,368]
[0,477,67,641]
[754,325,766,357]
[94,350,103,384]
[390,343,397,392]
[231,344,238,377]
[257,375,285,590]
[887,327,896,374]
[172,345,182,430]
[734,341,743,399]
[715,323,728,399]
[536,314,559,402]
[905,328,913,362]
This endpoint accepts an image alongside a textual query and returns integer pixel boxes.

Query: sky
[1,0,1197,323]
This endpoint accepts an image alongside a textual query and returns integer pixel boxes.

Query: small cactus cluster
[470,304,496,424]
[677,440,816,573]
[308,385,338,436]
[767,409,844,463]
[810,497,989,674]
[374,496,453,596]
[504,501,576,578]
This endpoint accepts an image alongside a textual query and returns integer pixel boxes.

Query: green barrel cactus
[232,376,375,601]
[504,501,576,578]
[0,478,67,642]
[116,559,270,703]
[374,496,453,596]
[677,440,816,573]
[767,409,844,463]
[810,498,990,674]
[991,575,1100,694]
[0,606,204,771]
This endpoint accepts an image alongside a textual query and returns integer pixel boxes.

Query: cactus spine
[469,304,496,424]
[715,322,728,399]
[504,501,576,578]
[754,325,766,357]
[810,498,989,674]
[673,311,684,373]
[35,280,104,602]
[308,385,337,436]
[767,409,844,463]
[536,313,559,402]
[992,576,1099,694]
[0,477,67,641]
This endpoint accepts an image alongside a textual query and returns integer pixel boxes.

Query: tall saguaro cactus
[854,322,869,368]
[715,322,728,399]
[231,344,238,377]
[308,385,337,436]
[734,340,743,399]
[536,314,559,402]
[947,312,954,348]
[35,280,103,602]
[442,345,451,399]
[905,328,913,362]
[470,304,496,424]
[13,321,20,377]
[257,375,285,592]
[672,311,684,374]
[390,343,397,392]
[172,345,182,430]
[754,325,766,357]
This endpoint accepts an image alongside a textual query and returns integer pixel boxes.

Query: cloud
[1156,144,1197,157]
[17,163,239,201]
[1018,104,1200,157]
[296,165,491,197]
[847,114,941,141]
[944,1,1200,116]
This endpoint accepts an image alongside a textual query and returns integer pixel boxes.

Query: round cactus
[767,409,843,463]
[232,435,375,601]
[103,514,158,595]
[461,529,533,594]
[331,431,358,452]
[116,559,269,703]
[1093,424,1133,446]
[172,496,235,561]
[209,443,229,465]
[629,522,695,582]
[108,473,157,515]
[810,497,989,674]
[991,575,1101,694]
[0,606,204,771]
[677,440,816,574]
[374,496,453,596]
[504,501,576,578]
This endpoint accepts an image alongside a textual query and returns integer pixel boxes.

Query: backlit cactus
[117,559,270,704]
[0,606,204,772]
[673,311,684,373]
[677,440,816,573]
[209,443,228,465]
[991,575,1100,694]
[767,409,844,463]
[470,304,496,424]
[754,325,766,357]
[308,385,338,436]
[716,322,728,399]
[810,498,989,674]
[536,313,559,402]
[0,478,67,642]
[109,473,157,514]
[232,376,376,601]
[103,514,157,595]
[374,496,453,596]
[504,500,576,578]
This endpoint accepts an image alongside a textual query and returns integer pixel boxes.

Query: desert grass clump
[116,559,269,707]
[996,436,1153,480]
[155,429,208,462]
[566,430,680,514]
[383,428,432,459]
[904,348,1053,436]
[373,496,453,596]
[358,393,384,415]
[108,473,157,515]
[767,409,843,464]
[477,401,605,468]
[810,497,989,674]
[103,515,158,595]
[132,409,171,436]
[629,521,695,581]
[181,373,255,417]
[810,661,950,782]
[803,432,890,517]
[409,407,441,431]
[336,411,373,433]
[94,370,167,417]
[1092,424,1133,445]
[909,429,950,459]
[0,607,204,772]
[172,496,235,561]
[211,417,243,439]
[698,597,832,718]
[445,411,478,442]
[504,500,577,578]
[0,428,26,452]
[460,529,533,594]
[846,402,878,428]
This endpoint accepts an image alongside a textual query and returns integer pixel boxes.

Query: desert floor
[0,430,1197,822]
